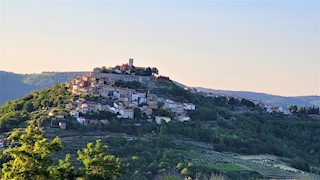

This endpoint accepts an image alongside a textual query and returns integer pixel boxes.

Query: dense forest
[0,79,320,179]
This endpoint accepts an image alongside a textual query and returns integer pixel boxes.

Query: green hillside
[0,79,320,179]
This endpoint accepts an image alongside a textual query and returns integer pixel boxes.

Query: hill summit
[66,59,195,125]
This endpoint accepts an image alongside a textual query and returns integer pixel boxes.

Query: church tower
[129,58,134,67]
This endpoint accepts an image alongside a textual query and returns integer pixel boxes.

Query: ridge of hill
[196,87,320,108]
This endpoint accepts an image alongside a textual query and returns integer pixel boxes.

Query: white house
[129,101,139,108]
[131,93,139,101]
[114,69,122,74]
[110,107,120,114]
[81,103,88,109]
[276,107,283,113]
[155,116,171,125]
[265,105,273,113]
[176,116,191,122]
[139,97,147,104]
[164,100,181,109]
[56,115,64,119]
[70,110,79,117]
[77,117,86,124]
[59,122,67,130]
[113,91,121,99]
[72,84,79,94]
[183,103,196,110]
[120,109,134,119]
[137,92,146,99]
[113,102,119,108]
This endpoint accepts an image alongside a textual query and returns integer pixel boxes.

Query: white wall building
[183,103,196,110]
[176,116,191,122]
[120,109,134,119]
[113,91,121,98]
[70,110,79,117]
[77,117,86,124]
[139,97,147,104]
[131,93,139,101]
[155,116,171,125]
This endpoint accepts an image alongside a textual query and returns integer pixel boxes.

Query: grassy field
[207,163,247,172]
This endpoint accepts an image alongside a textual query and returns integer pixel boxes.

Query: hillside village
[187,87,292,115]
[41,58,320,131]
[64,59,196,126]
[50,59,303,129]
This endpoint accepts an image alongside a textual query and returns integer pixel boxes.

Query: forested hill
[0,71,87,105]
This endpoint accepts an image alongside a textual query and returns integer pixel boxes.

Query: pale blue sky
[0,0,319,96]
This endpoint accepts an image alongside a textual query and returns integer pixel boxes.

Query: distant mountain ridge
[1,71,319,108]
[196,87,320,108]
[0,71,87,105]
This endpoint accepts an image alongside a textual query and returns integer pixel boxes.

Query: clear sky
[0,0,319,96]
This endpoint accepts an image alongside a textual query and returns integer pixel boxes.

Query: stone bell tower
[129,58,134,67]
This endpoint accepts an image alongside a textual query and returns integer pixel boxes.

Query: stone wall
[93,72,154,83]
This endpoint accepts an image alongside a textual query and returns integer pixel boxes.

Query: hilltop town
[64,59,196,126]
[58,59,314,128]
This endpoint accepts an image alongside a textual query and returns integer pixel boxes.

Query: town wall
[93,72,154,83]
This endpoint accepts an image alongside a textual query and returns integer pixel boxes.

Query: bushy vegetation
[0,125,122,180]
[0,84,71,132]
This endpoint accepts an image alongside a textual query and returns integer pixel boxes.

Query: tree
[151,67,159,75]
[180,168,189,175]
[240,99,255,109]
[77,139,123,180]
[297,107,306,114]
[1,125,63,180]
[101,66,107,73]
[23,101,34,112]
[48,154,76,180]
[288,105,298,113]
[145,67,152,76]
[134,108,142,120]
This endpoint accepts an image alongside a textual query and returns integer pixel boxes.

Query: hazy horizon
[1,1,319,96]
